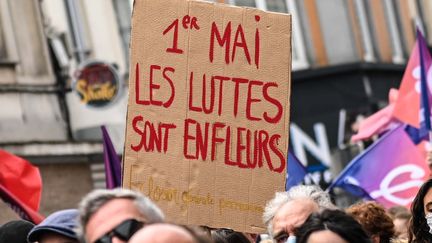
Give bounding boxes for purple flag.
[101,126,122,188]
[418,30,432,138]
[328,125,429,208]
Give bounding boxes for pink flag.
[393,37,432,128]
[351,89,398,142]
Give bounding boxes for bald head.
[129,224,195,243]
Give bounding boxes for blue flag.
[405,124,427,144]
[286,151,308,190]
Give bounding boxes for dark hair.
[211,231,228,243]
[409,179,432,243]
[211,229,249,243]
[346,201,395,243]
[295,209,371,243]
[181,225,213,243]
[0,220,34,243]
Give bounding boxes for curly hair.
[346,201,395,243]
[409,179,432,243]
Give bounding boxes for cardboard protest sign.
[123,0,291,233]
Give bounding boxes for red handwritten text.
[188,71,283,124]
[131,115,177,153]
[183,119,285,173]
[163,15,200,54]
[209,15,261,68]
[135,63,175,108]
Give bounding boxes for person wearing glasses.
[262,185,335,243]
[76,188,164,243]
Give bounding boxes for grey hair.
[76,188,164,242]
[263,185,335,236]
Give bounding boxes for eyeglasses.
[273,231,288,243]
[94,218,145,243]
[273,231,296,243]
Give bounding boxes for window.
[360,0,412,63]
[266,0,287,13]
[0,23,6,59]
[314,0,361,64]
[65,0,89,62]
[382,0,405,63]
[0,0,18,62]
[112,0,132,68]
[228,0,309,70]
[231,0,256,7]
[353,0,376,62]
[285,0,309,70]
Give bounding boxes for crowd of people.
[1,179,432,243]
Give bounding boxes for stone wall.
[0,162,93,224]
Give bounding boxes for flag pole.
[428,131,432,167]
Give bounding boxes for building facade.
[0,0,431,221]
[0,0,131,222]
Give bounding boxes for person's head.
[346,201,395,243]
[129,223,195,243]
[409,178,432,243]
[388,206,409,219]
[389,239,408,243]
[77,188,164,243]
[211,231,228,243]
[0,220,34,243]
[181,226,214,243]
[263,185,335,240]
[28,209,79,243]
[393,211,410,240]
[294,209,372,243]
[211,228,251,243]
